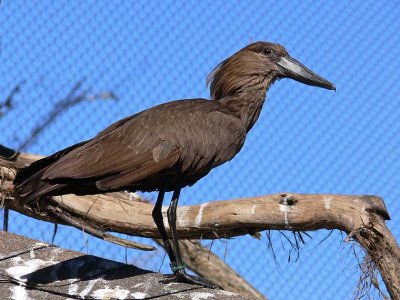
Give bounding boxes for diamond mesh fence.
[1,1,399,299]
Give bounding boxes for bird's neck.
[220,89,267,132]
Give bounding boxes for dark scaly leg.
[167,189,185,271]
[152,189,175,263]
[162,188,217,288]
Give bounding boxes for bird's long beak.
[277,56,336,91]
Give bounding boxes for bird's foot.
[161,268,219,289]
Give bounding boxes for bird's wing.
[41,99,245,190]
[95,148,180,190]
[41,110,181,186]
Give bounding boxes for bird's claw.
[161,269,219,289]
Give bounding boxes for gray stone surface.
[0,231,250,299]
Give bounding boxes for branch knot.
[278,193,297,206]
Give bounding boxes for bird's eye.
[262,48,272,55]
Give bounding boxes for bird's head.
[207,41,335,100]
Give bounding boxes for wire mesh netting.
[1,1,399,299]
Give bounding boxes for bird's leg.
[152,189,175,263]
[162,188,217,288]
[167,189,184,270]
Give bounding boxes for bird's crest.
[207,42,283,100]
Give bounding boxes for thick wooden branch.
[1,151,399,299]
[0,150,266,299]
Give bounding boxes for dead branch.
[17,80,117,151]
[0,83,25,230]
[0,83,23,118]
[1,151,399,299]
[0,150,266,299]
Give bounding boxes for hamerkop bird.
[14,42,335,286]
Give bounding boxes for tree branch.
[17,80,117,151]
[0,150,267,299]
[1,151,399,299]
[0,83,23,119]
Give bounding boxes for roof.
[0,231,250,299]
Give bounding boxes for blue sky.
[1,1,399,299]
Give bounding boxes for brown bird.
[14,42,335,286]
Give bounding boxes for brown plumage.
[14,41,335,286]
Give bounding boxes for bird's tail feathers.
[13,140,89,204]
[14,169,59,205]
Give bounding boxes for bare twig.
[18,80,117,151]
[0,84,21,229]
[0,83,23,118]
